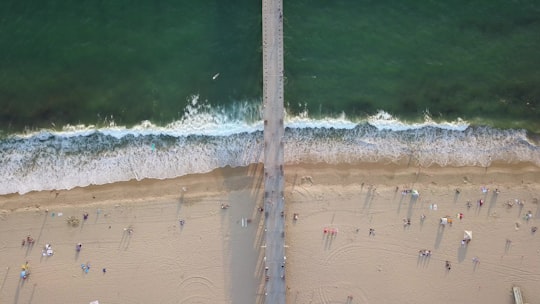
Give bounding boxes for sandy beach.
[1,162,539,303]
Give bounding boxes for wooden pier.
[262,0,285,303]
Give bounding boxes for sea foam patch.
[368,110,470,131]
[0,106,538,195]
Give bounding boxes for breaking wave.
[1,102,538,195]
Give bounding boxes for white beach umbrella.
[464,230,472,240]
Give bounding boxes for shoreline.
[1,161,539,209]
[1,162,539,303]
[2,124,539,197]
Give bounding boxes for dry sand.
[1,162,539,304]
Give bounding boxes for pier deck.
[262,0,285,303]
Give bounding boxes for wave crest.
[1,120,538,195]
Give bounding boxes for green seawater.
[1,0,539,133]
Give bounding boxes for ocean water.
[1,1,540,194]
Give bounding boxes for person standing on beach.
[478,199,484,207]
[445,261,451,270]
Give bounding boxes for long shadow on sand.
[434,224,446,249]
[406,195,418,221]
[457,244,468,262]
[417,255,431,268]
[363,188,375,211]
[487,192,499,216]
[396,194,406,214]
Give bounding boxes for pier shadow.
[221,163,267,304]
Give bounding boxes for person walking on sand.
[445,261,451,270]
[369,228,375,236]
[478,199,484,207]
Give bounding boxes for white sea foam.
[285,111,357,130]
[368,110,469,131]
[0,104,538,195]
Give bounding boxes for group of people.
[418,249,432,257]
[20,261,30,280]
[42,244,54,256]
[323,227,338,236]
[21,235,35,247]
